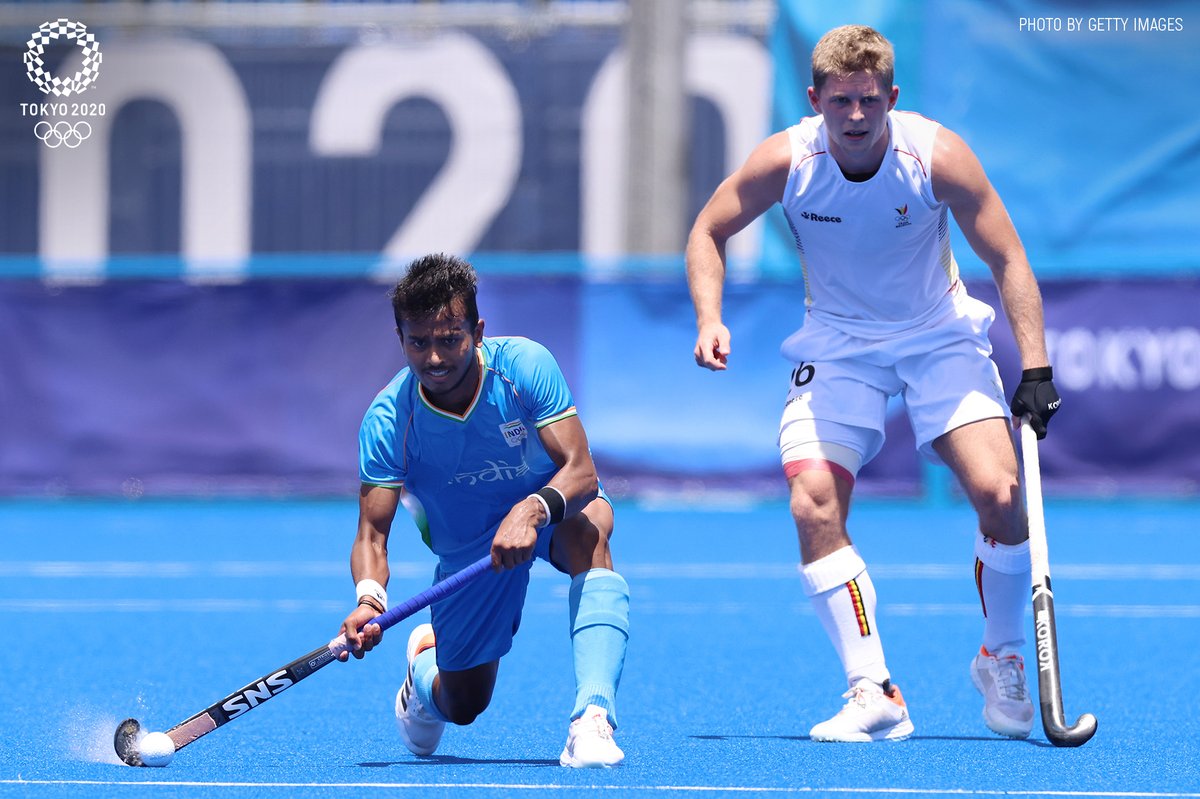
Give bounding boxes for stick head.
[114,718,144,766]
[1046,712,1098,748]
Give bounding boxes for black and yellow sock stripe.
[975,557,988,617]
[846,579,871,637]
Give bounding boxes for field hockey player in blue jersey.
[335,253,629,768]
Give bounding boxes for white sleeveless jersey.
[779,110,961,337]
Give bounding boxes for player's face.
[399,305,485,408]
[808,72,898,172]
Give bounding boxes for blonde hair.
[811,25,894,93]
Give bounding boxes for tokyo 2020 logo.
[24,18,103,97]
[21,19,105,148]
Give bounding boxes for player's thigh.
[547,493,614,577]
[899,336,1009,461]
[778,358,893,472]
[429,559,531,670]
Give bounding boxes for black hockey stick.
[1019,417,1097,747]
[115,554,492,766]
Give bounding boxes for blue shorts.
[428,488,611,671]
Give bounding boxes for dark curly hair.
[389,253,480,329]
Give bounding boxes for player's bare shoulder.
[930,125,991,206]
[743,129,794,185]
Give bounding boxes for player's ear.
[888,85,899,110]
[807,85,821,113]
[473,318,485,345]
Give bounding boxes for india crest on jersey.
[499,419,528,447]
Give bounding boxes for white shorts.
[778,287,1009,477]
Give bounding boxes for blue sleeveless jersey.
[359,336,577,567]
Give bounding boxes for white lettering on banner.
[39,39,251,277]
[1048,327,1200,392]
[31,31,770,278]
[309,32,522,269]
[582,34,769,271]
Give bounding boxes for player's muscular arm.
[338,484,399,658]
[932,127,1050,371]
[686,132,792,370]
[491,416,599,570]
[534,415,600,514]
[352,484,398,586]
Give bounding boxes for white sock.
[974,533,1031,653]
[800,546,890,688]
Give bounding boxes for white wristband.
[355,578,388,611]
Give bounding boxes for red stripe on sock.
[783,458,855,487]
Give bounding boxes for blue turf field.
[2,497,1199,798]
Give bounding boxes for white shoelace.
[991,656,1030,701]
[842,683,882,710]
[582,714,614,740]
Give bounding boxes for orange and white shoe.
[810,679,914,742]
[971,646,1034,739]
[394,624,445,756]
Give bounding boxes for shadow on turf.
[690,734,1053,746]
[357,755,560,767]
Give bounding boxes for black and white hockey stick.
[1019,417,1097,747]
[115,554,492,766]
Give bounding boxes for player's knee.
[789,483,841,528]
[552,500,613,573]
[973,477,1023,541]
[443,693,491,726]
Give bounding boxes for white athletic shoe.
[394,623,445,756]
[971,646,1034,739]
[809,679,914,742]
[559,705,624,768]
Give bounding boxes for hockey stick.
[1019,417,1097,747]
[115,553,492,766]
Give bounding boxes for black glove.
[1010,366,1061,440]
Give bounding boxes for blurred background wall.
[1,0,1197,499]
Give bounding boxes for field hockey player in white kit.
[686,24,1063,742]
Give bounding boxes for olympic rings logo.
[34,120,92,149]
[24,19,103,97]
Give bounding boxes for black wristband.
[358,596,384,614]
[1021,366,1053,381]
[535,486,567,526]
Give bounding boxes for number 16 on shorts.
[791,362,816,390]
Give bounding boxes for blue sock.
[568,568,630,728]
[412,645,449,723]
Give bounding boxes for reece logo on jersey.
[799,210,842,223]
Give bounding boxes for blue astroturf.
[1,497,1199,798]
